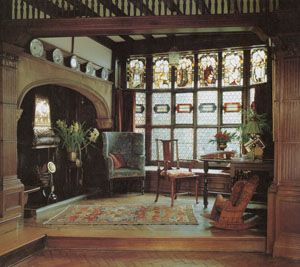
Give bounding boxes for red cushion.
[109,153,126,169]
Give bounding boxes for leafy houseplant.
[239,109,270,158]
[55,120,99,161]
[243,109,270,137]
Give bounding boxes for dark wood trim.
[1,14,268,39]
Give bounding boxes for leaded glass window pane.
[175,55,194,88]
[175,93,193,124]
[250,48,267,84]
[221,127,240,155]
[197,128,218,156]
[222,51,243,86]
[152,93,171,125]
[222,91,242,124]
[197,91,218,125]
[151,128,171,160]
[135,92,146,126]
[174,128,194,160]
[198,52,218,87]
[127,57,146,89]
[153,56,171,89]
[134,127,145,135]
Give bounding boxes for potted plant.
[55,120,99,162]
[240,108,270,158]
[209,130,238,151]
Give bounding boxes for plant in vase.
[209,130,237,151]
[240,108,270,159]
[55,120,99,162]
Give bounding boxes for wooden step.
[0,235,46,266]
[46,235,266,253]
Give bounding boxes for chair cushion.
[160,169,194,178]
[109,153,126,169]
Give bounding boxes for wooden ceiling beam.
[116,32,264,56]
[2,15,267,38]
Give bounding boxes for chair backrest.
[156,139,180,169]
[102,132,145,161]
[229,180,247,206]
[233,175,259,209]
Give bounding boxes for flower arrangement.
[55,120,99,153]
[209,130,237,144]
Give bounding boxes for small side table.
[199,158,231,208]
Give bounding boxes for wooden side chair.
[206,175,260,230]
[154,139,199,207]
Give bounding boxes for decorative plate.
[47,161,56,173]
[30,39,44,58]
[70,55,80,70]
[101,68,109,80]
[52,48,64,65]
[86,62,96,76]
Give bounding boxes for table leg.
[203,161,209,209]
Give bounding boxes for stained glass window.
[135,92,146,126]
[153,56,171,89]
[174,128,194,160]
[126,46,269,162]
[198,53,218,87]
[197,91,218,125]
[222,91,242,124]
[152,93,171,125]
[175,93,193,124]
[127,57,146,89]
[221,127,240,155]
[197,128,218,156]
[34,95,51,129]
[222,51,243,86]
[250,48,267,84]
[151,128,171,160]
[175,55,194,88]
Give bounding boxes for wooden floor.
[2,193,296,266]
[15,249,300,267]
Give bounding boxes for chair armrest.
[104,155,114,178]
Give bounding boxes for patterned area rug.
[43,204,198,225]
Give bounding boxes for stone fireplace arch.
[16,54,113,129]
[17,78,112,129]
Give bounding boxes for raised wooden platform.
[0,193,267,265]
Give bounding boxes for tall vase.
[68,151,77,162]
[218,142,227,151]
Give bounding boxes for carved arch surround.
[16,54,113,129]
[18,79,110,118]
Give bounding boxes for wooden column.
[270,39,300,259]
[0,46,24,233]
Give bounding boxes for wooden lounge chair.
[206,175,260,230]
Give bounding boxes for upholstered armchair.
[102,132,145,196]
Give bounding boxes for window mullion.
[218,51,223,130]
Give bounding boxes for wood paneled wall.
[0,50,24,231]
[270,46,300,259]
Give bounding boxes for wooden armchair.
[206,175,259,230]
[154,139,199,207]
